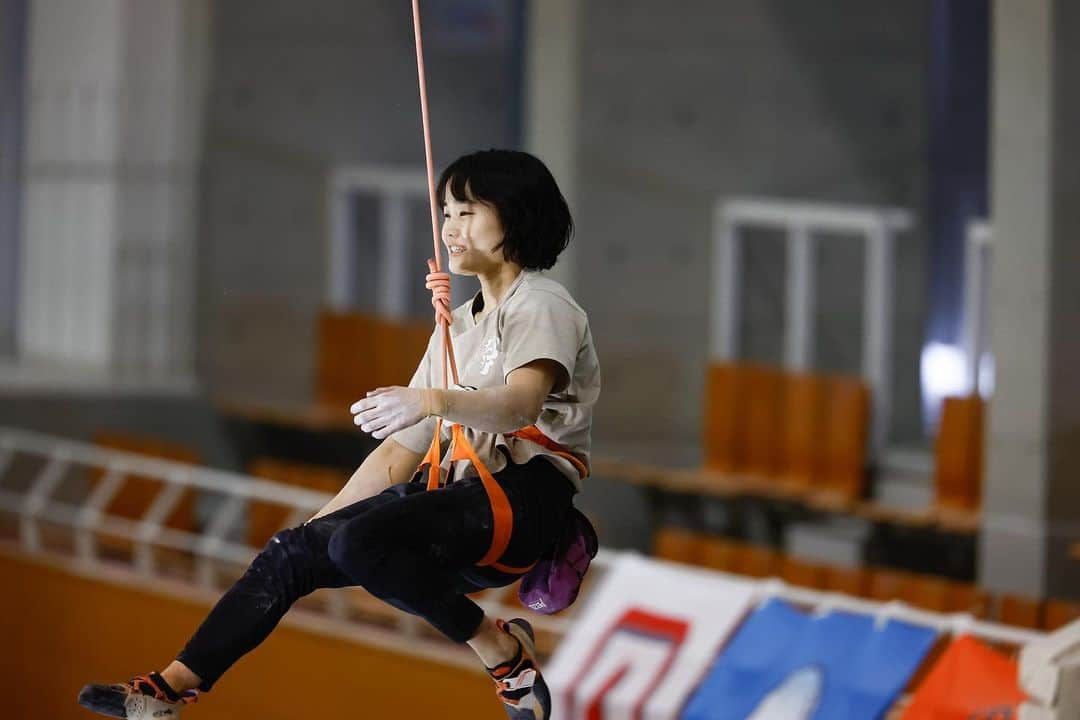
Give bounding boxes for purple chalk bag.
[518,507,598,614]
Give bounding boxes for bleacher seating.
[731,543,780,578]
[652,526,702,565]
[742,364,783,478]
[779,372,826,491]
[650,526,1080,633]
[822,564,872,597]
[819,376,871,505]
[316,311,378,410]
[933,394,985,513]
[316,310,430,412]
[778,555,826,589]
[699,536,739,572]
[947,583,991,617]
[867,567,920,604]
[1043,598,1080,631]
[997,593,1043,629]
[702,362,743,473]
[701,361,870,505]
[906,574,953,611]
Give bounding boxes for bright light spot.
[921,342,968,430]
[922,342,968,399]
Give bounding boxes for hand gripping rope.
[409,1,587,575]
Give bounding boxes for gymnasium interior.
[2,1,1080,718]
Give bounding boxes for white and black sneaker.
[489,619,552,720]
[78,672,198,718]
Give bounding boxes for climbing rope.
[409,0,584,573]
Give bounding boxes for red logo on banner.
[562,607,690,720]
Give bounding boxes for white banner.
[545,553,758,720]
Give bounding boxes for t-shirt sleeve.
[501,291,585,393]
[389,331,440,454]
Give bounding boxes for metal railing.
[0,426,586,668]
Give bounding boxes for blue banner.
[682,598,937,720]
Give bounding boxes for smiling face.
[441,183,508,276]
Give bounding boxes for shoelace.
[128,675,198,705]
[498,666,538,693]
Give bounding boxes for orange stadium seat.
[316,310,378,408]
[933,394,985,512]
[699,536,739,572]
[997,594,1043,629]
[652,526,702,565]
[702,363,745,473]
[779,373,826,491]
[779,555,827,589]
[867,567,920,603]
[732,543,780,578]
[741,364,783,478]
[817,376,870,503]
[316,310,431,411]
[1043,598,1080,631]
[907,575,953,612]
[371,317,431,390]
[947,583,992,618]
[823,564,872,597]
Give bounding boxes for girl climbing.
[78,148,600,720]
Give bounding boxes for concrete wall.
[198,0,521,407]
[574,0,930,457]
[979,0,1080,597]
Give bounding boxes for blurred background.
[1,0,1079,717]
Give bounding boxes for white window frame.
[711,197,915,453]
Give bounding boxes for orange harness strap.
[506,425,590,481]
[417,423,587,575]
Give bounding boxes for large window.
[326,167,477,319]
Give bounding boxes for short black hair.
[437,149,573,271]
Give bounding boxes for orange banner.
[902,634,1026,719]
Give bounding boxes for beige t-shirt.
[390,270,600,491]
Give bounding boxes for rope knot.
[426,258,453,327]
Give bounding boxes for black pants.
[175,456,576,691]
